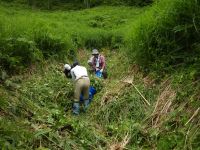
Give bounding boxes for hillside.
[0,0,200,149]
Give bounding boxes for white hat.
[92,49,99,55]
[64,64,71,70]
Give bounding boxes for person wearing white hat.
[64,63,90,115]
[87,49,107,79]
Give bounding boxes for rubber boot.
[84,99,90,112]
[72,102,80,115]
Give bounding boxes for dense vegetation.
[2,0,152,9]
[0,0,199,149]
[126,0,200,77]
[0,1,145,74]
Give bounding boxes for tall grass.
[0,5,144,148]
[1,1,200,149]
[125,0,200,77]
[0,4,143,74]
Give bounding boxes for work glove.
[100,69,103,73]
[96,68,100,71]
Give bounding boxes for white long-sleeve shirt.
[70,65,88,81]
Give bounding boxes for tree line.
[2,0,153,9]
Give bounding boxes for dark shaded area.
[1,0,153,10]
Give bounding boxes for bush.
[34,31,74,59]
[0,37,42,73]
[34,32,64,56]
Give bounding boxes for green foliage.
[84,30,112,49]
[0,62,109,149]
[102,0,153,6]
[0,4,142,74]
[0,37,42,73]
[90,76,103,92]
[157,131,185,150]
[88,14,127,29]
[0,1,200,149]
[34,32,71,58]
[0,117,34,149]
[95,84,152,126]
[126,0,200,76]
[1,0,153,9]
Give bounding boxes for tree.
[26,0,53,9]
[84,0,90,8]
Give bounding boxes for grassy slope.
[0,3,146,73]
[0,4,147,149]
[0,50,144,149]
[0,3,144,43]
[0,2,200,150]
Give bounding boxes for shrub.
[34,32,64,56]
[0,37,42,73]
[34,29,75,59]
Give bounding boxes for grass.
[0,0,200,149]
[1,51,136,149]
[0,3,145,73]
[2,48,199,149]
[125,0,200,77]
[0,4,144,41]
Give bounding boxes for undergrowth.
[126,0,200,78]
[0,0,200,149]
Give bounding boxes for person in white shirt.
[64,63,90,115]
